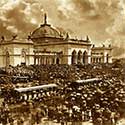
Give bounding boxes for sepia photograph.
[0,0,125,125]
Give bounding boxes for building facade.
[91,45,112,63]
[0,14,113,67]
[0,37,34,68]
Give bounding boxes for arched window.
[52,57,55,64]
[71,50,77,64]
[93,58,95,63]
[77,50,82,64]
[99,58,101,63]
[83,51,88,64]
[21,49,26,65]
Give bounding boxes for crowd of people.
[0,61,124,125]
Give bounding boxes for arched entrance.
[83,51,88,64]
[71,50,77,64]
[56,58,60,64]
[106,54,109,63]
[21,49,26,65]
[77,50,82,64]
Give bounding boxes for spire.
[41,12,50,26]
[44,13,47,24]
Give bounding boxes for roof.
[0,38,33,45]
[14,84,58,92]
[31,24,61,39]
[92,46,112,50]
[74,78,102,84]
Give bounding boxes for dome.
[31,24,61,38]
[31,14,61,39]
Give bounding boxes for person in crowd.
[0,62,124,124]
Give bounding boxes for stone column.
[100,57,102,63]
[43,56,45,65]
[88,55,91,64]
[85,55,88,64]
[108,56,112,63]
[39,56,41,65]
[38,56,40,65]
[54,56,56,64]
[52,56,54,64]
[48,56,51,64]
[37,57,39,65]
[40,56,42,65]
[103,56,107,63]
[36,57,38,65]
[67,55,71,65]
[49,57,51,64]
[88,49,91,64]
[45,56,47,64]
[103,52,107,63]
[46,57,48,64]
[41,56,44,64]
[91,57,93,63]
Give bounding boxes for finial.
[59,32,63,37]
[86,35,90,41]
[66,32,69,39]
[12,34,17,40]
[1,36,4,40]
[109,44,111,47]
[102,44,105,47]
[44,13,47,24]
[92,44,95,48]
[27,35,31,40]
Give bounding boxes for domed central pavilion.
[30,13,93,65]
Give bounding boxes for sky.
[0,0,125,58]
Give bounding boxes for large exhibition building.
[0,14,112,67]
